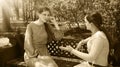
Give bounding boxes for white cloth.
[0,37,11,47]
[24,53,58,67]
[74,61,93,67]
[71,31,109,66]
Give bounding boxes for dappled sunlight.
[0,0,11,22]
[0,0,11,11]
[0,0,5,20]
[0,0,21,32]
[0,0,5,6]
[0,0,23,21]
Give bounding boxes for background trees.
[0,0,12,32]
[22,0,120,65]
[0,0,120,65]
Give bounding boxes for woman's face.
[84,16,91,30]
[38,11,50,23]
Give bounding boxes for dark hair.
[86,12,111,43]
[35,6,52,15]
[86,12,113,63]
[86,12,103,28]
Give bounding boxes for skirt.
[24,52,58,67]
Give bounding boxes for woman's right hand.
[26,49,39,58]
[75,40,85,50]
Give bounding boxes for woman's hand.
[75,40,85,50]
[26,49,39,58]
[59,45,74,52]
[50,17,60,30]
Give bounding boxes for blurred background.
[0,0,120,66]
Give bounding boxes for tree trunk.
[14,0,19,20]
[15,6,19,20]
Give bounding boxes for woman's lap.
[25,55,58,67]
[74,61,92,67]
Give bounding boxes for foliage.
[23,0,120,41]
[22,0,120,65]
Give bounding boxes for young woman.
[24,6,63,67]
[60,12,110,67]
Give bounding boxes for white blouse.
[71,31,109,66]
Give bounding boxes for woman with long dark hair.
[60,12,110,67]
[24,6,63,67]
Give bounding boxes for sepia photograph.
[0,0,120,67]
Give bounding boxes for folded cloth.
[0,37,11,47]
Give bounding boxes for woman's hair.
[86,12,111,43]
[35,6,52,15]
[86,12,103,28]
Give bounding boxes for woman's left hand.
[59,45,74,52]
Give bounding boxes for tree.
[13,0,19,20]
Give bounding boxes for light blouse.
[71,31,109,66]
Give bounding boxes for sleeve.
[24,24,37,57]
[83,37,91,44]
[71,37,104,62]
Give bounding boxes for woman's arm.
[24,24,38,57]
[76,37,91,50]
[71,38,104,61]
[83,37,91,43]
[60,37,104,62]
